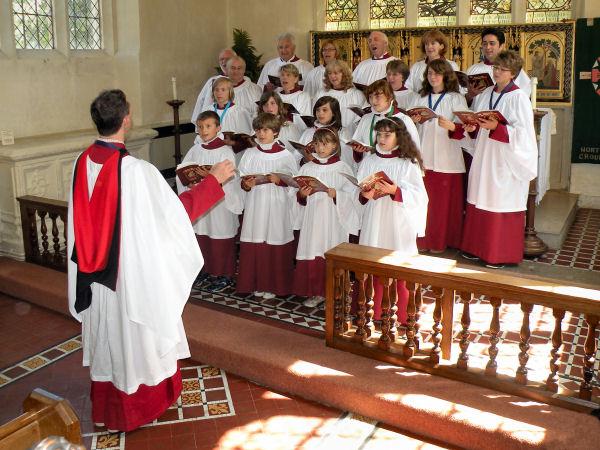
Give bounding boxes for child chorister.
[412,59,468,253]
[257,91,303,163]
[355,117,428,323]
[293,128,360,307]
[237,113,299,299]
[176,111,243,291]
[386,59,419,111]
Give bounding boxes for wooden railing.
[325,243,600,413]
[17,196,68,272]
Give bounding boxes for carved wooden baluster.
[403,282,418,358]
[49,212,62,264]
[485,297,502,377]
[378,277,392,350]
[414,284,423,350]
[457,291,472,370]
[579,314,599,400]
[388,279,398,342]
[429,287,443,364]
[365,274,375,338]
[545,308,565,392]
[333,269,344,334]
[38,210,50,262]
[27,207,40,260]
[353,272,368,342]
[60,211,67,257]
[516,302,534,385]
[343,270,353,332]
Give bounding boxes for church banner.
[572,18,600,164]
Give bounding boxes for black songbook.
[348,106,372,118]
[455,71,469,88]
[268,75,282,88]
[353,82,367,92]
[299,115,316,128]
[283,102,300,115]
[288,140,313,160]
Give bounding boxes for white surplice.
[68,156,200,394]
[406,59,459,93]
[352,104,421,152]
[394,89,419,111]
[233,80,263,114]
[467,62,532,97]
[299,124,356,175]
[278,121,303,163]
[257,56,314,88]
[303,65,326,98]
[352,55,396,86]
[313,87,367,135]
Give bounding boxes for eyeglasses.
[492,66,512,72]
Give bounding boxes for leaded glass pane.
[12,0,55,49]
[370,0,406,29]
[68,0,102,49]
[470,0,512,25]
[526,0,572,23]
[326,0,358,31]
[417,0,456,27]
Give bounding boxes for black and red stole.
[71,140,128,313]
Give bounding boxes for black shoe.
[461,252,479,261]
[206,276,232,292]
[485,263,505,269]
[193,272,212,288]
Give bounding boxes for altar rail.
[17,196,68,273]
[325,243,600,412]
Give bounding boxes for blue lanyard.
[213,101,232,122]
[489,81,514,110]
[428,91,446,111]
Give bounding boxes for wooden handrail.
[325,243,600,413]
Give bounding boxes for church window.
[326,0,359,31]
[526,0,572,23]
[68,0,102,50]
[470,0,512,25]
[12,0,54,49]
[369,0,405,29]
[417,0,456,27]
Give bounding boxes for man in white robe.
[256,33,314,91]
[226,56,262,115]
[68,89,235,432]
[352,31,396,87]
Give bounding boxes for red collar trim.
[233,79,245,88]
[372,52,391,60]
[312,155,340,165]
[483,57,494,66]
[257,142,285,153]
[376,149,399,158]
[394,86,408,92]
[202,137,226,149]
[494,83,519,93]
[281,55,300,63]
[215,102,235,110]
[282,85,303,94]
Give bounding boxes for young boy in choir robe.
[314,59,367,136]
[303,39,339,98]
[276,64,312,127]
[411,59,468,253]
[176,111,243,291]
[352,117,428,323]
[349,80,420,165]
[237,113,299,299]
[386,59,418,111]
[257,91,303,162]
[456,51,537,268]
[405,30,459,93]
[68,89,235,432]
[197,77,252,145]
[293,128,360,307]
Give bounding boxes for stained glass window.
[370,0,405,29]
[68,0,102,50]
[13,0,54,49]
[526,0,572,23]
[417,0,456,27]
[470,0,512,25]
[326,0,359,31]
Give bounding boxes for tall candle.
[531,77,537,110]
[171,76,177,100]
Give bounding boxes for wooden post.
[167,99,185,166]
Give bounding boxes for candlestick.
[171,76,178,100]
[531,77,537,109]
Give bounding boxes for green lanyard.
[369,108,394,146]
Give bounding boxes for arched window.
[370,0,406,29]
[470,0,512,25]
[326,0,359,31]
[526,0,572,23]
[417,0,456,27]
[13,0,54,49]
[68,0,103,50]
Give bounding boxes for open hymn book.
[176,163,213,186]
[340,171,394,200]
[453,110,508,126]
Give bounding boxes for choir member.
[303,39,339,98]
[237,113,299,299]
[226,56,262,115]
[458,51,537,268]
[466,28,531,105]
[313,59,367,136]
[257,91,303,162]
[293,128,360,306]
[411,59,468,253]
[352,31,396,86]
[405,30,459,93]
[276,63,312,122]
[176,111,243,291]
[68,89,235,432]
[257,33,314,91]
[386,59,418,110]
[354,117,428,322]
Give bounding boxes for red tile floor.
[0,294,451,450]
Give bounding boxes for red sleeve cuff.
[390,187,403,202]
[296,192,307,205]
[489,122,509,143]
[353,150,365,163]
[359,192,368,205]
[448,123,465,140]
[179,174,225,222]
